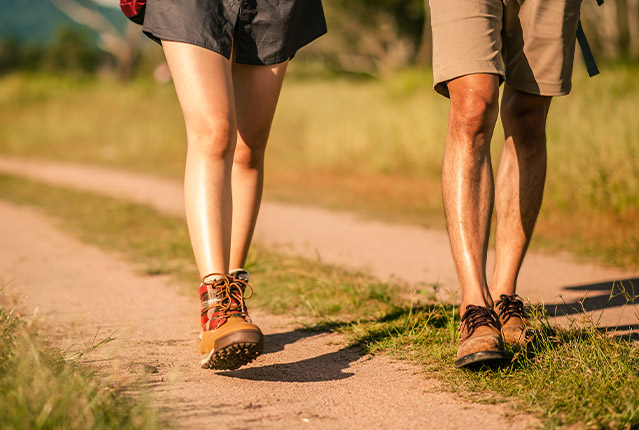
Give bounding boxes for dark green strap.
[576,20,600,77]
[575,0,604,78]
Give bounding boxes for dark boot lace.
[200,274,254,330]
[494,294,525,324]
[459,305,500,337]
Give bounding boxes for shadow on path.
[218,346,361,383]
[543,278,639,317]
[262,329,326,355]
[599,324,639,341]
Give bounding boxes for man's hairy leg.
[490,85,551,298]
[443,74,500,315]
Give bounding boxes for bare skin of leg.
[229,60,288,271]
[163,41,287,277]
[490,84,551,298]
[162,41,236,276]
[443,74,500,315]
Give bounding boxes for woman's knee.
[185,115,237,160]
[234,126,271,169]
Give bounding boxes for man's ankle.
[460,299,494,316]
[489,287,517,300]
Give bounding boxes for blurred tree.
[0,38,45,73]
[321,0,427,74]
[0,39,21,73]
[415,0,432,66]
[629,0,639,58]
[43,25,101,75]
[600,0,620,58]
[580,0,639,62]
[50,0,141,79]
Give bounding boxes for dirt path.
[1,156,637,329]
[0,201,538,429]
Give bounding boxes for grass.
[0,288,160,430]
[0,65,637,266]
[1,173,638,429]
[343,301,639,430]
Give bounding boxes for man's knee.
[448,75,500,148]
[501,88,551,142]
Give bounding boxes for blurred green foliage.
[0,25,104,76]
[44,26,104,75]
[328,0,427,52]
[0,39,44,73]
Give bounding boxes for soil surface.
[0,201,535,429]
[0,156,637,428]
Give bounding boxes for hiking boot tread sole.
[201,329,264,370]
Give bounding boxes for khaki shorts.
[429,0,582,98]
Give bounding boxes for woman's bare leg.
[228,60,288,270]
[162,41,236,277]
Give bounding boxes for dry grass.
[0,287,160,430]
[0,65,637,266]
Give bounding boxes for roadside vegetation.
[0,65,638,267]
[0,288,160,430]
[1,173,637,429]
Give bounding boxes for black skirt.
[142,0,327,65]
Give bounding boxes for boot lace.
[494,294,525,324]
[459,305,499,337]
[200,274,254,330]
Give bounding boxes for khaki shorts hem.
[506,74,572,97]
[433,61,504,98]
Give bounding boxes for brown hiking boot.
[455,305,507,368]
[495,294,528,345]
[199,273,264,370]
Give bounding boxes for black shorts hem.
[144,27,327,66]
[142,30,232,60]
[505,72,572,97]
[234,27,328,65]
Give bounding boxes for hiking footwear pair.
[455,295,527,368]
[199,270,264,370]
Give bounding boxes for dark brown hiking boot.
[199,273,264,370]
[495,294,528,345]
[455,305,507,368]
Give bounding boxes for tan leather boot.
[495,294,528,345]
[199,273,264,370]
[455,305,507,368]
